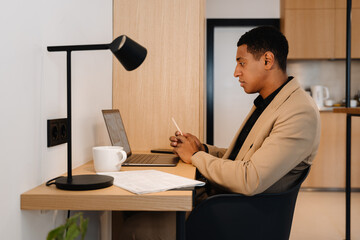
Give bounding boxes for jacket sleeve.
[204,144,227,158]
[191,105,320,196]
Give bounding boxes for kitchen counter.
[319,107,344,112]
[333,107,360,114]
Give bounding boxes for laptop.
[102,109,179,166]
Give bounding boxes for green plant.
[47,212,88,240]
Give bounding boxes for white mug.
[92,146,127,172]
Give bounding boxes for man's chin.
[242,88,255,94]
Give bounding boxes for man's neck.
[259,71,288,99]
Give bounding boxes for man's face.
[234,44,266,94]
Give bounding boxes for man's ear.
[263,51,275,69]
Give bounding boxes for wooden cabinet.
[282,8,335,59]
[281,0,360,59]
[112,0,205,151]
[302,112,360,189]
[334,0,360,58]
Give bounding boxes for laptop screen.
[102,109,132,155]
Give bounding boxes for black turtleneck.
[228,76,293,160]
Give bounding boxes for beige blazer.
[192,78,321,196]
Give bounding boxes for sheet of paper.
[98,170,205,194]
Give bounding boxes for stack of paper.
[98,170,205,194]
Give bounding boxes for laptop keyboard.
[126,154,159,164]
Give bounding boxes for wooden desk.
[333,107,360,240]
[21,160,196,239]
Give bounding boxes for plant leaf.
[47,212,88,240]
[47,225,66,240]
[65,213,81,227]
[65,223,80,240]
[80,218,89,240]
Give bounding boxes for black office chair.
[186,168,310,240]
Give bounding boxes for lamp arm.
[48,43,110,52]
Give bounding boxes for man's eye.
[239,62,245,66]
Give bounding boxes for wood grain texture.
[351,116,360,188]
[283,9,335,59]
[335,0,360,8]
[302,112,360,188]
[334,8,360,58]
[21,161,196,211]
[333,107,360,114]
[282,0,360,59]
[284,0,335,9]
[112,0,205,152]
[302,112,346,188]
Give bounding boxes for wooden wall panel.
[112,0,205,151]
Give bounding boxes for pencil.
[171,117,183,136]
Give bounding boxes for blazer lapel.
[228,78,301,161]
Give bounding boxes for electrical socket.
[47,118,68,147]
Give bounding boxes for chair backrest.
[186,168,310,240]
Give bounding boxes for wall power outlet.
[47,118,68,147]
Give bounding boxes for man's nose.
[234,66,240,77]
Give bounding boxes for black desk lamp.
[47,35,147,190]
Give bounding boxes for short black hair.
[237,26,288,72]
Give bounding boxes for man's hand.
[169,132,205,164]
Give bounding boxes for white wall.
[0,0,112,239]
[206,0,280,147]
[213,27,257,147]
[206,0,280,18]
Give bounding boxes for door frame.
[206,18,280,144]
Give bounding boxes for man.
[120,26,320,239]
[170,26,320,197]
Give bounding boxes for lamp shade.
[109,35,147,71]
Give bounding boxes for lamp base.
[54,174,114,190]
